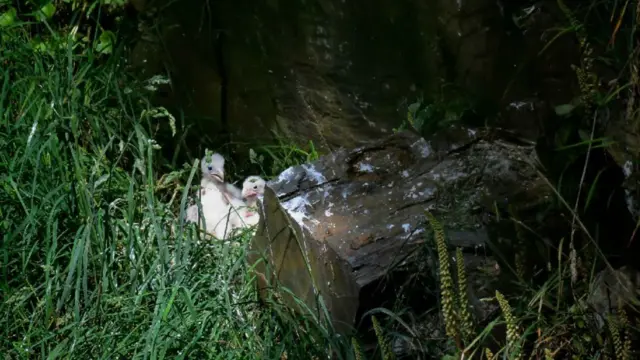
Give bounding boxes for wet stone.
[248,127,553,334]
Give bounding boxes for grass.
[3,1,640,359]
[0,20,343,359]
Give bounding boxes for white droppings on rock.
[402,223,411,232]
[468,128,477,137]
[411,139,433,158]
[401,227,424,240]
[402,170,410,178]
[421,144,432,157]
[422,187,436,198]
[387,224,395,229]
[623,160,633,178]
[341,187,352,199]
[404,185,422,200]
[323,186,332,199]
[325,208,333,217]
[282,194,312,226]
[302,164,327,184]
[625,189,638,218]
[484,156,512,176]
[509,101,534,111]
[277,167,297,183]
[428,167,465,182]
[357,162,375,173]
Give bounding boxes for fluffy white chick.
[186,152,238,238]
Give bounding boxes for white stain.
[277,167,297,183]
[401,227,424,240]
[282,195,312,226]
[428,168,465,182]
[623,160,633,178]
[358,163,375,173]
[402,223,411,232]
[411,139,433,158]
[302,164,327,184]
[421,187,436,198]
[625,189,638,217]
[509,101,534,111]
[404,185,419,200]
[341,187,352,199]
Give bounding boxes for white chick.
[186,152,239,238]
[214,175,267,238]
[234,175,267,228]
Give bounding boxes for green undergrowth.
[0,17,340,359]
[350,211,639,360]
[3,0,640,359]
[355,1,640,358]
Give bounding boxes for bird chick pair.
[186,152,266,240]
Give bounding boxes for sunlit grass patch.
[0,21,338,359]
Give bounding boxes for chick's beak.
[211,170,224,182]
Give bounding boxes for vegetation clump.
[2,0,640,359]
[0,2,330,358]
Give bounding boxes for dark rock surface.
[129,0,585,155]
[248,128,553,333]
[588,266,640,328]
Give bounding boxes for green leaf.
[0,7,17,27]
[249,149,258,164]
[95,31,116,55]
[40,3,56,19]
[554,103,575,116]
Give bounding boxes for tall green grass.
[0,23,341,359]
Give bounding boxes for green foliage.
[3,0,640,358]
[609,308,632,360]
[422,208,640,360]
[351,1,640,359]
[0,18,337,359]
[371,316,395,360]
[426,212,458,342]
[247,139,320,178]
[455,248,474,343]
[352,337,364,360]
[495,291,522,360]
[0,0,128,59]
[425,212,477,354]
[395,85,477,136]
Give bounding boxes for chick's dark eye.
[208,166,212,170]
[253,185,258,189]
